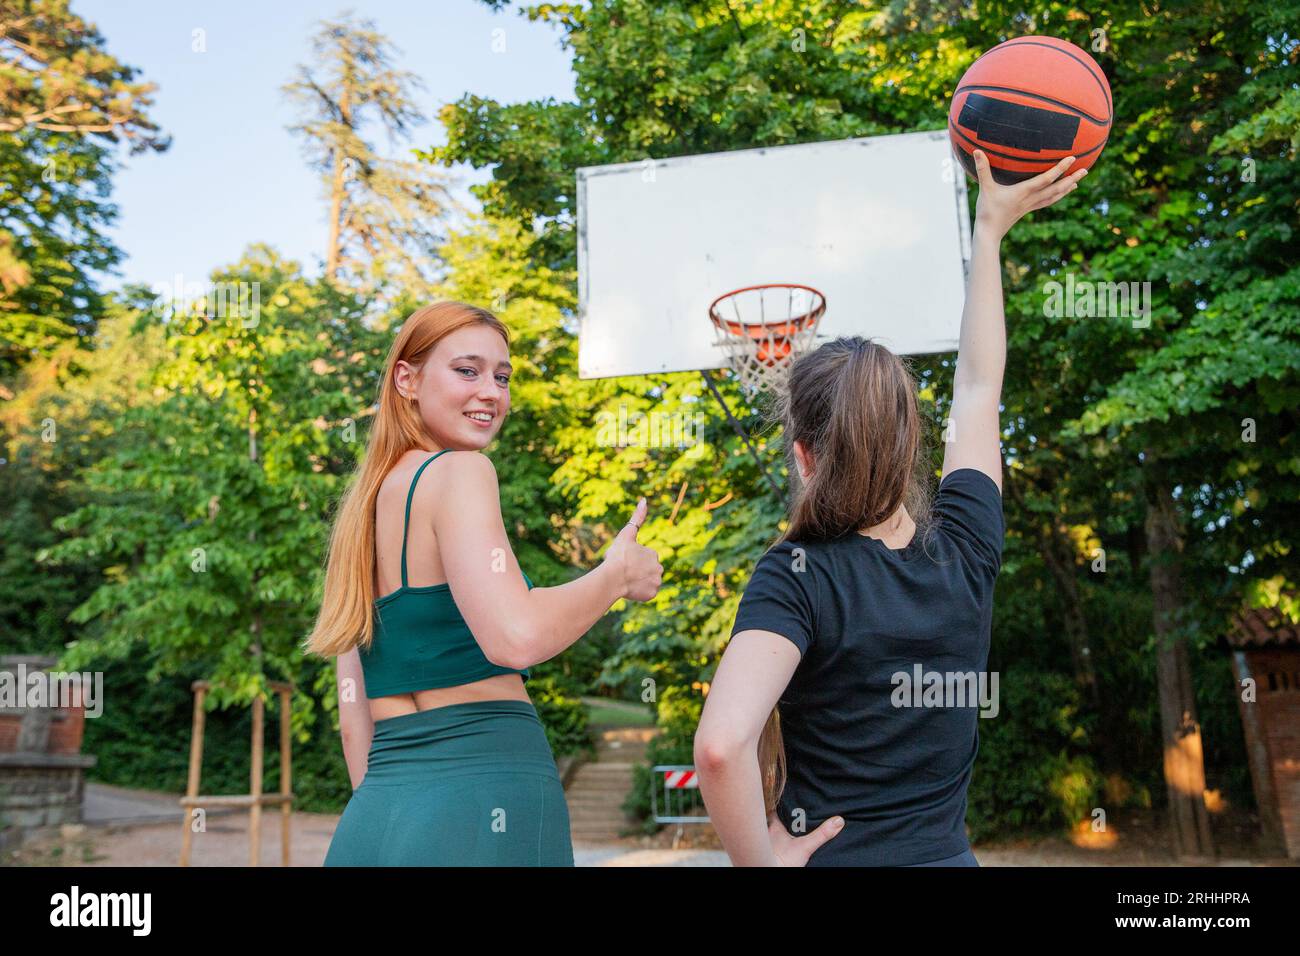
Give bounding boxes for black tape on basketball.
[957,92,1080,152]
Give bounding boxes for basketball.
[949,35,1112,185]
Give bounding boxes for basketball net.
[708,283,827,394]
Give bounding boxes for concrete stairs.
[565,727,658,844]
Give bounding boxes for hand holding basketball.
[972,148,1088,239]
[604,497,663,602]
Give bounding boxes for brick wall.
[1251,647,1300,859]
[0,709,86,755]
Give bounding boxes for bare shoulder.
[427,449,497,487]
[409,450,499,514]
[378,450,436,499]
[376,449,488,504]
[392,448,495,480]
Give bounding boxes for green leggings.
[324,699,574,866]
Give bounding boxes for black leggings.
[904,847,980,866]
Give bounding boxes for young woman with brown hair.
[306,301,662,865]
[695,150,1088,866]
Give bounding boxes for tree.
[282,11,452,293]
[40,247,391,729]
[0,0,166,147]
[0,287,169,654]
[0,0,167,379]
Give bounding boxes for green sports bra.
[359,450,531,698]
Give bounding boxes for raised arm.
[431,450,661,669]
[942,149,1089,492]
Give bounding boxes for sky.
[76,0,576,293]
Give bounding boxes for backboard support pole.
[700,370,786,508]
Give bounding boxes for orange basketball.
[949,35,1111,185]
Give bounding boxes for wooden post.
[250,693,264,867]
[179,682,207,867]
[277,683,292,866]
[178,680,294,866]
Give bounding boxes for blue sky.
[77,1,575,292]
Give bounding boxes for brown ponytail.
[756,336,935,817]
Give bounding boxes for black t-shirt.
[730,468,1004,866]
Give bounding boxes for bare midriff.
[367,673,530,722]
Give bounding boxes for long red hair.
[303,302,510,658]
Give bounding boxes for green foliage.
[0,127,121,380]
[0,0,167,380]
[80,653,353,813]
[966,669,1102,840]
[623,684,702,828]
[37,247,390,730]
[528,675,594,758]
[1,295,171,654]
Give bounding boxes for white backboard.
[576,130,972,379]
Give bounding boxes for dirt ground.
[634,803,1293,866]
[7,803,1292,867]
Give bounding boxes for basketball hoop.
[708,283,826,392]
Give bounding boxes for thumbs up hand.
[603,497,663,602]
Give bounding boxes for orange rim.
[708,283,827,341]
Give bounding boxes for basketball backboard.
[576,130,972,379]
